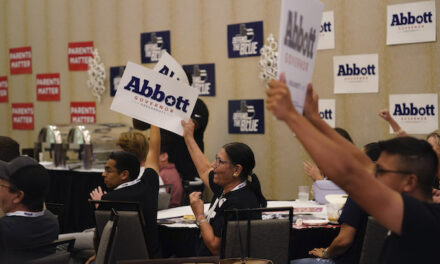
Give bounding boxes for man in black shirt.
[90,126,162,258]
[267,75,439,264]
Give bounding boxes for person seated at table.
[0,156,59,262]
[292,142,381,264]
[159,141,184,207]
[266,74,440,263]
[89,125,162,258]
[182,119,267,256]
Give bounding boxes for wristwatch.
[196,218,208,227]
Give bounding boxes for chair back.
[221,207,293,264]
[95,208,119,264]
[358,216,388,264]
[27,237,76,264]
[116,256,219,264]
[91,200,150,264]
[158,184,173,210]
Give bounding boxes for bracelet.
[322,248,329,259]
[196,218,208,227]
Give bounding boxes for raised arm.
[266,77,404,235]
[378,109,408,137]
[145,125,160,174]
[182,119,212,189]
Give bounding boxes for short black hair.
[0,136,20,162]
[109,151,140,181]
[364,142,381,162]
[334,127,353,143]
[378,137,438,196]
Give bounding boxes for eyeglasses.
[374,165,412,177]
[104,167,118,174]
[0,183,18,192]
[215,155,232,166]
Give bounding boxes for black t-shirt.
[379,194,440,264]
[198,171,260,256]
[0,210,59,262]
[334,197,368,264]
[102,167,160,258]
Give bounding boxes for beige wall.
[0,0,439,200]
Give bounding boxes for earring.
[233,173,238,177]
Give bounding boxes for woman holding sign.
[181,119,267,256]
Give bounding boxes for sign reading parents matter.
[111,62,199,136]
[278,0,324,114]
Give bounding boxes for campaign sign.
[227,21,264,58]
[389,93,438,134]
[110,61,199,136]
[319,99,335,128]
[333,54,379,94]
[141,31,171,64]
[182,63,216,96]
[9,47,32,75]
[36,73,60,101]
[387,1,436,45]
[228,99,264,134]
[153,51,189,85]
[12,103,34,130]
[110,66,126,97]
[68,41,94,71]
[278,0,324,114]
[70,102,96,124]
[317,11,335,50]
[0,76,8,103]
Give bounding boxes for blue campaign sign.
[227,21,263,58]
[110,66,126,97]
[228,99,265,134]
[140,31,171,63]
[182,63,216,96]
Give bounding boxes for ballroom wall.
[0,0,439,200]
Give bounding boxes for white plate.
[302,219,329,226]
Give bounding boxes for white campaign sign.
[278,0,324,114]
[333,54,379,94]
[319,99,335,128]
[317,11,335,50]
[387,0,436,45]
[153,51,189,85]
[111,61,199,136]
[389,93,438,134]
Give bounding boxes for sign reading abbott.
[387,0,436,45]
[333,54,379,94]
[389,93,438,134]
[317,11,335,50]
[319,99,335,128]
[111,62,199,136]
[278,0,324,114]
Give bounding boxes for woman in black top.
[182,119,266,256]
